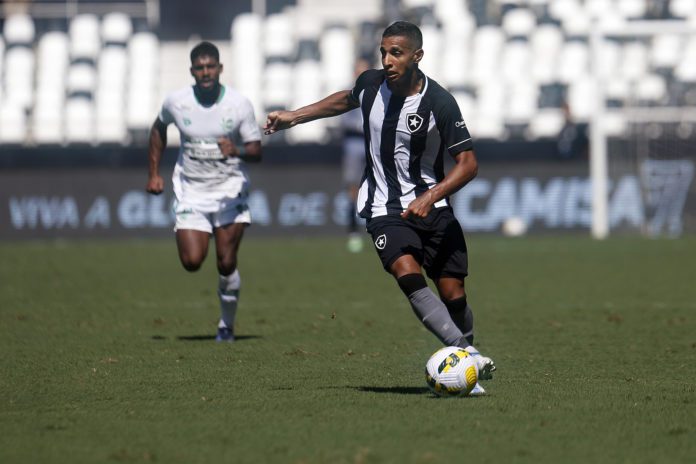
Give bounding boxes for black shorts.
[365,207,468,279]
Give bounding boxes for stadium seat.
[557,41,589,84]
[527,108,565,138]
[620,41,649,82]
[650,33,683,70]
[506,82,539,124]
[263,61,293,109]
[561,9,591,36]
[530,25,563,84]
[634,74,668,105]
[0,38,5,103]
[451,90,476,122]
[287,59,327,144]
[127,32,159,129]
[616,0,647,19]
[0,102,27,143]
[469,114,506,140]
[34,32,69,142]
[67,63,97,97]
[434,0,473,29]
[419,23,442,81]
[264,13,295,60]
[604,78,631,106]
[585,0,613,18]
[69,14,101,62]
[3,46,35,109]
[548,0,582,22]
[439,29,471,88]
[597,39,622,80]
[567,80,597,121]
[101,12,133,45]
[2,13,35,45]
[65,97,94,143]
[470,26,505,85]
[320,25,355,94]
[669,0,696,19]
[602,111,627,137]
[501,40,532,84]
[32,103,64,144]
[231,13,264,121]
[502,7,536,38]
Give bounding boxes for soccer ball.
[425,346,478,397]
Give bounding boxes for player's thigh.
[366,216,424,274]
[175,229,211,270]
[422,209,469,281]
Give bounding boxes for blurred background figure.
[340,57,371,253]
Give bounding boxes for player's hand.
[401,192,434,219]
[217,137,240,157]
[146,174,165,195]
[264,110,294,135]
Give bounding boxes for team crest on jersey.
[406,113,424,133]
[375,234,387,250]
[221,117,235,132]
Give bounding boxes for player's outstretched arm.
[146,118,168,195]
[264,90,358,135]
[401,150,478,219]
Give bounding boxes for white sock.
[463,345,481,356]
[218,270,240,329]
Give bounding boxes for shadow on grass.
[319,385,430,395]
[150,335,262,342]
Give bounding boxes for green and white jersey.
[159,85,261,183]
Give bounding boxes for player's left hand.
[401,192,434,219]
[217,137,240,157]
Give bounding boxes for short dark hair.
[190,41,220,63]
[382,21,423,49]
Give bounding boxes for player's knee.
[442,296,467,314]
[217,258,237,276]
[180,255,204,272]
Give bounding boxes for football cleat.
[475,355,496,380]
[216,327,235,343]
[464,348,496,380]
[469,382,486,396]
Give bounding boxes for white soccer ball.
[425,346,479,397]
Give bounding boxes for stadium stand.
[1,0,696,147]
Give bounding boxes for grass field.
[1,235,695,463]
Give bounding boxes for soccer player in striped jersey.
[146,42,262,342]
[265,21,495,393]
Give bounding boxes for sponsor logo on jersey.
[183,118,192,126]
[406,113,424,133]
[455,120,466,128]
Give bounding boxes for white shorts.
[172,167,251,233]
[173,197,250,233]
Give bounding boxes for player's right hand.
[146,175,164,195]
[264,110,293,135]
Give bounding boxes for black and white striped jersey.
[349,69,473,219]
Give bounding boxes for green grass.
[1,235,695,463]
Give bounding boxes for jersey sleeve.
[434,93,473,156]
[238,97,262,143]
[349,69,383,105]
[158,95,175,125]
